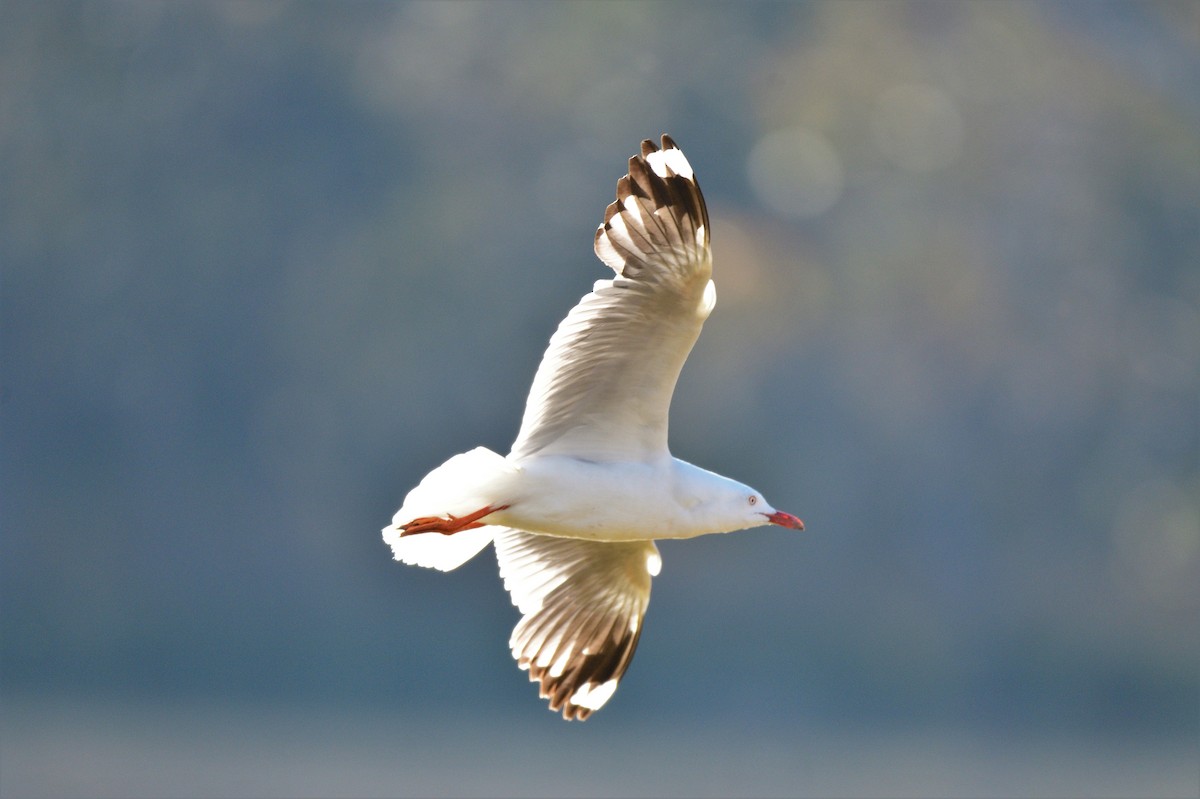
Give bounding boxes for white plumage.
[383,135,804,720]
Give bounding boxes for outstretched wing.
[509,135,715,462]
[493,529,661,720]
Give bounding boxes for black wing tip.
[594,133,710,278]
[613,134,703,211]
[519,618,645,721]
[641,133,678,155]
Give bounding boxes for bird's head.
[746,491,805,531]
[689,470,805,534]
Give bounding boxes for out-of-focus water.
[4,697,1196,799]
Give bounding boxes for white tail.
[381,447,518,572]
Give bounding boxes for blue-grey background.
[2,2,1197,797]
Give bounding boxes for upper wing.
[509,135,715,462]
[493,529,661,720]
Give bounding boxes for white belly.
[494,455,695,541]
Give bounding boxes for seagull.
[383,134,805,720]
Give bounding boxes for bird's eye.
[748,495,758,506]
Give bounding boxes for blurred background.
[2,2,1198,796]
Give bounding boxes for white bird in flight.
[383,134,805,720]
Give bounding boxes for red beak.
[765,510,805,530]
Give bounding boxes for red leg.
[399,504,510,537]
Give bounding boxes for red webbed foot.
[399,504,510,537]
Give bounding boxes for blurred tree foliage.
[2,1,1197,734]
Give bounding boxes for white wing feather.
[494,529,661,720]
[509,135,714,462]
